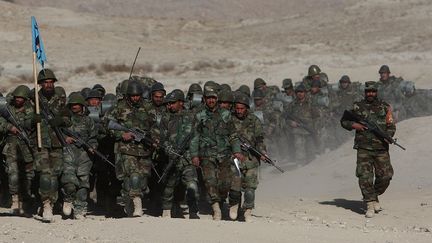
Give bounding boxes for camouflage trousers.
[161,163,199,211]
[2,139,34,198]
[201,157,233,204]
[115,153,152,199]
[34,147,63,202]
[229,158,259,209]
[61,147,93,214]
[356,149,394,202]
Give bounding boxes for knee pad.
[76,188,88,202]
[185,182,199,200]
[63,183,76,196]
[244,189,255,205]
[39,175,52,193]
[8,174,19,187]
[129,173,143,191]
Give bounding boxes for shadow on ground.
[319,198,364,215]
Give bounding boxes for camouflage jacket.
[252,102,281,137]
[341,98,396,151]
[285,97,319,135]
[106,99,157,157]
[190,106,241,159]
[234,112,266,168]
[330,83,363,116]
[68,112,98,150]
[38,90,71,148]
[378,76,405,112]
[145,101,166,127]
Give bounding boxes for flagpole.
[33,52,42,149]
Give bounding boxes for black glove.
[48,116,65,127]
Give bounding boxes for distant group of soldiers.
[0,64,429,221]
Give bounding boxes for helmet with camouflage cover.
[203,85,218,98]
[187,83,203,96]
[253,78,266,89]
[86,89,103,100]
[364,81,379,91]
[171,89,185,102]
[237,85,251,97]
[282,78,293,89]
[218,90,234,103]
[67,93,86,106]
[127,80,144,96]
[308,65,321,77]
[220,84,232,92]
[234,93,250,108]
[151,82,166,94]
[252,89,265,99]
[12,85,31,99]
[204,80,218,93]
[379,65,390,74]
[55,86,66,98]
[37,69,57,84]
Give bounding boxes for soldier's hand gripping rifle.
[107,119,184,159]
[341,110,406,150]
[157,132,193,183]
[284,112,315,135]
[60,128,115,168]
[238,136,285,173]
[0,103,32,147]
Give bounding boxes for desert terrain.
[0,0,431,242]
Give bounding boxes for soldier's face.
[380,72,390,81]
[219,101,232,110]
[41,79,55,94]
[14,97,25,107]
[340,81,349,89]
[254,98,264,107]
[87,97,101,107]
[365,90,377,101]
[152,91,165,107]
[168,101,181,112]
[284,88,293,95]
[311,87,320,94]
[129,95,141,103]
[205,96,218,109]
[235,103,248,119]
[296,91,306,100]
[70,104,83,114]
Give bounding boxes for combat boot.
[211,202,221,221]
[63,202,72,216]
[374,200,382,213]
[10,194,20,214]
[365,201,375,218]
[244,208,253,222]
[229,204,239,220]
[162,209,171,218]
[42,200,53,222]
[132,196,143,217]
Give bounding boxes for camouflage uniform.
[159,107,199,216]
[105,96,157,214]
[341,84,396,204]
[61,103,97,217]
[377,76,405,120]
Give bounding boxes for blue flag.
[31,16,47,68]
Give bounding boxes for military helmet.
[308,65,321,77]
[119,79,130,95]
[188,83,203,96]
[12,85,31,99]
[295,83,307,92]
[253,78,266,89]
[234,93,250,107]
[218,90,234,103]
[92,84,106,97]
[151,82,166,94]
[252,89,265,99]
[282,78,293,89]
[127,80,144,96]
[220,84,232,92]
[171,89,185,102]
[67,93,86,106]
[164,92,176,103]
[204,81,218,93]
[37,69,57,84]
[80,87,91,99]
[364,81,379,91]
[379,65,390,74]
[86,89,103,100]
[237,85,251,97]
[55,86,66,98]
[339,75,351,83]
[103,93,117,102]
[203,85,218,98]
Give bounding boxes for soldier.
[92,84,106,98]
[341,81,396,218]
[377,65,405,122]
[190,86,244,220]
[106,80,158,217]
[279,79,295,109]
[285,84,319,164]
[35,68,71,222]
[186,83,203,112]
[229,93,266,222]
[86,89,103,107]
[218,90,234,111]
[302,65,322,91]
[0,85,36,215]
[148,82,166,126]
[160,91,199,219]
[236,85,251,98]
[61,93,98,219]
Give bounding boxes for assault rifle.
[284,112,315,135]
[0,104,32,147]
[60,128,115,168]
[341,110,406,150]
[238,136,285,173]
[107,120,184,158]
[157,132,193,183]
